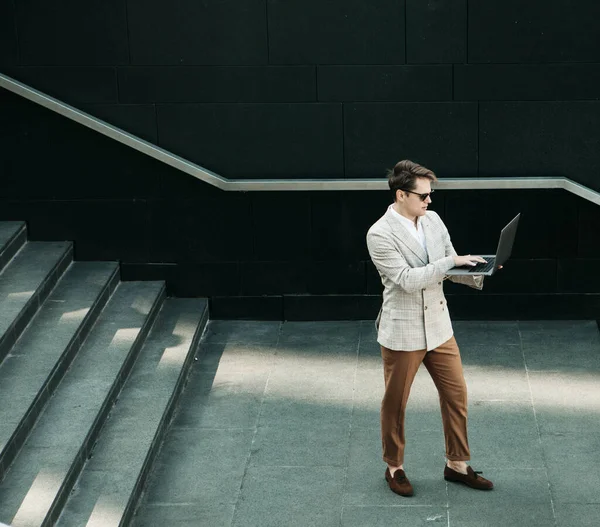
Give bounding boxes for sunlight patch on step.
[59,308,89,322]
[157,315,197,369]
[172,316,197,339]
[158,345,187,369]
[6,291,34,301]
[11,469,63,527]
[86,494,123,527]
[130,296,152,316]
[109,328,140,347]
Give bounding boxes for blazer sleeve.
[367,230,455,294]
[440,219,484,291]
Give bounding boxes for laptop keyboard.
[466,257,496,273]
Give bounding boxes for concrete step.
[0,222,27,271]
[57,298,208,527]
[0,261,120,480]
[0,241,73,363]
[0,281,165,527]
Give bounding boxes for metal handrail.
[1,72,599,205]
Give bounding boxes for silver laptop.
[446,213,521,276]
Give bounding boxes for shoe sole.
[444,476,494,490]
[385,473,414,497]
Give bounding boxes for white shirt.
[390,205,427,252]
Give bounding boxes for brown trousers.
[380,336,470,466]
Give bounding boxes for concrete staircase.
[0,221,209,527]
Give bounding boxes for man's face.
[398,177,433,218]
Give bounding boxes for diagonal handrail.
[1,72,599,205]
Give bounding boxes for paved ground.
[133,320,600,527]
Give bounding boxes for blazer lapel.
[421,214,436,263]
[384,208,428,265]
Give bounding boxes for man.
[366,159,494,497]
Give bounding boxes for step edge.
[123,300,209,526]
[54,299,208,527]
[0,222,27,272]
[0,243,74,364]
[0,263,121,481]
[43,282,166,527]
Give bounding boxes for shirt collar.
[389,204,421,230]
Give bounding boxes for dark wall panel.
[127,0,267,65]
[3,0,599,197]
[211,296,283,320]
[0,199,150,262]
[147,197,253,263]
[0,90,161,199]
[0,0,18,66]
[447,294,600,321]
[118,66,316,103]
[479,102,600,191]
[121,262,241,297]
[366,261,383,295]
[578,201,600,258]
[240,262,307,295]
[310,191,391,261]
[267,0,405,64]
[468,0,600,63]
[455,64,600,101]
[79,104,158,144]
[443,190,579,259]
[558,260,600,293]
[3,67,117,105]
[15,0,128,65]
[156,103,344,178]
[250,193,311,261]
[152,167,228,199]
[406,0,466,64]
[308,261,366,295]
[344,102,478,178]
[318,66,452,102]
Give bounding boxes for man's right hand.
[453,254,487,267]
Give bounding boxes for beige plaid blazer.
[367,206,483,351]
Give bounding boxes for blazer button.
[424,306,428,310]
[438,282,442,285]
[440,301,443,304]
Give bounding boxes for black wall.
[2,1,600,188]
[1,0,600,319]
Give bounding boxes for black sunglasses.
[400,189,434,201]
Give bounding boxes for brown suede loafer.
[444,465,494,490]
[385,468,414,497]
